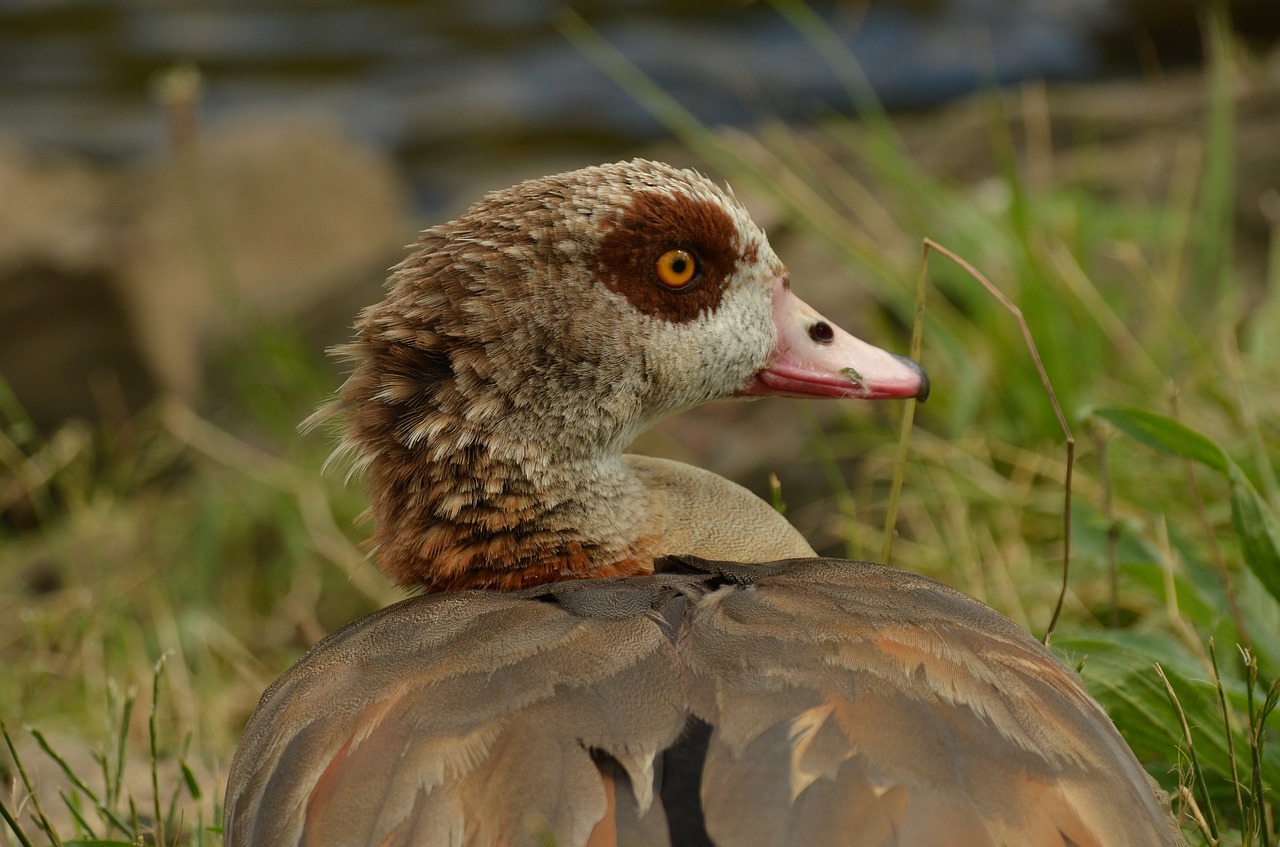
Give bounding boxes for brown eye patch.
[592,189,750,324]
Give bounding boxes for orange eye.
[655,248,699,289]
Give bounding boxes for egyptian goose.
[224,160,1181,846]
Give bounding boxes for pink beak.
[741,279,929,401]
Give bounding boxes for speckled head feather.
[311,159,789,590]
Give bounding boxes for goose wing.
[671,557,1180,847]
[224,579,691,847]
[224,559,1181,847]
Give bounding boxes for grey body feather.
[225,557,1180,847]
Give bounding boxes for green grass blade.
[1097,404,1280,607]
[767,0,881,122]
[882,240,928,564]
[797,402,861,560]
[1230,463,1280,604]
[107,682,135,811]
[29,730,102,807]
[149,654,169,847]
[58,791,96,841]
[1257,679,1279,845]
[28,730,132,837]
[767,472,786,517]
[1191,1,1236,301]
[1093,407,1230,475]
[0,796,37,847]
[1209,639,1247,825]
[3,721,63,847]
[1156,663,1220,842]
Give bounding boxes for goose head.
[315,159,928,591]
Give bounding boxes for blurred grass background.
[3,2,1280,845]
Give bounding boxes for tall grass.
[1,329,392,845]
[4,6,1277,844]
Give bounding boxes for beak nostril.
[808,321,834,345]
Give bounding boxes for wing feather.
[681,558,1181,847]
[226,586,691,847]
[226,561,1182,847]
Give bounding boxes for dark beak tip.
[892,354,930,404]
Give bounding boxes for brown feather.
[226,561,1182,847]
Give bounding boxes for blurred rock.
[0,140,149,427]
[0,113,415,429]
[0,138,115,274]
[117,111,415,398]
[0,264,153,430]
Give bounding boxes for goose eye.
[655,248,699,289]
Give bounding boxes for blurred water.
[0,0,1273,211]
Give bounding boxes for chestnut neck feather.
[320,236,658,592]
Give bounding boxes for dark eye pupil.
[671,258,687,274]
